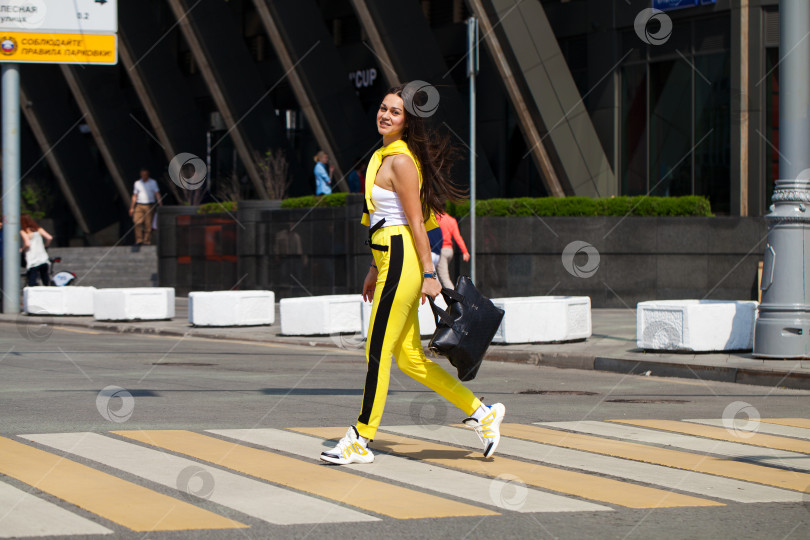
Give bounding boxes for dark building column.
[167,0,299,199]
[253,0,379,183]
[19,65,121,236]
[19,85,90,236]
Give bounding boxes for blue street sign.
[653,0,715,11]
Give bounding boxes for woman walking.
[320,84,505,465]
[20,214,53,286]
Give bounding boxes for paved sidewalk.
[5,298,810,390]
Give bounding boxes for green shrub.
[444,195,712,218]
[197,201,237,214]
[281,193,347,209]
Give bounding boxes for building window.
[620,42,731,213]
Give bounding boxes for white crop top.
[370,184,408,227]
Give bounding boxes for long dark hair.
[386,84,466,219]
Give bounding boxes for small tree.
[255,148,291,200]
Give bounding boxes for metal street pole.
[467,17,478,284]
[2,63,20,314]
[753,0,810,357]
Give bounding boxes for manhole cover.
[151,362,217,367]
[605,399,690,404]
[517,390,599,396]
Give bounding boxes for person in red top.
[436,212,470,290]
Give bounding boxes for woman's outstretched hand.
[362,267,378,302]
[421,276,442,305]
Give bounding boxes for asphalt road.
[1,324,809,539]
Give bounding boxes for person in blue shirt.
[313,150,333,195]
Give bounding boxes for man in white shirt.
[129,168,162,246]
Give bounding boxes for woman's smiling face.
[377,94,406,138]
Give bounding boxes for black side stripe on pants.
[358,234,404,426]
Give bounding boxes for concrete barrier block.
[23,286,96,316]
[637,300,758,351]
[189,290,275,326]
[360,295,447,339]
[279,294,362,335]
[490,296,592,344]
[93,288,175,321]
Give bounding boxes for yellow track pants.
[356,224,481,440]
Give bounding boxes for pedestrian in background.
[129,168,162,247]
[20,214,52,286]
[347,158,365,193]
[436,212,470,290]
[313,150,333,195]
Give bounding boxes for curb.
[5,318,809,391]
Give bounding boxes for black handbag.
[428,276,505,382]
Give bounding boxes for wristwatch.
[423,271,438,279]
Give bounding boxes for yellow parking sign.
[0,32,116,65]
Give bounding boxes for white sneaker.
[462,403,506,458]
[320,426,375,465]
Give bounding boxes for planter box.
[279,294,362,335]
[637,300,758,351]
[94,288,175,321]
[23,286,95,316]
[491,296,592,343]
[189,290,275,326]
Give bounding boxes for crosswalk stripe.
[686,419,810,441]
[761,418,810,430]
[383,425,800,504]
[0,480,113,538]
[0,436,246,532]
[539,421,810,473]
[209,428,610,513]
[294,427,721,509]
[113,430,496,519]
[612,419,810,454]
[507,424,810,492]
[22,432,377,526]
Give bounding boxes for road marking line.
[686,419,810,441]
[540,421,810,473]
[113,430,495,519]
[0,436,246,532]
[612,419,810,454]
[0,480,113,538]
[383,425,800,504]
[23,432,377,526]
[761,418,810,430]
[295,427,721,509]
[210,428,609,513]
[53,327,101,335]
[509,423,810,492]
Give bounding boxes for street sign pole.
[467,17,478,284]
[2,63,20,314]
